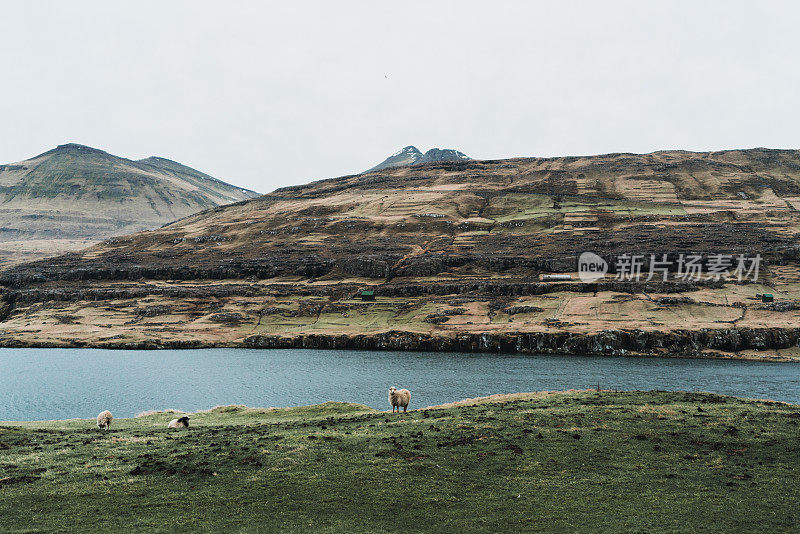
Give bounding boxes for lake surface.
[0,348,797,420]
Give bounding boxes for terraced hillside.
[0,143,259,266]
[1,148,800,358]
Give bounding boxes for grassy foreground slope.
[1,391,798,533]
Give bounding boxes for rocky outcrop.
[4,284,264,303]
[0,325,795,359]
[242,327,800,357]
[0,257,338,287]
[0,326,795,356]
[416,148,470,165]
[378,279,723,297]
[762,301,800,312]
[0,277,722,310]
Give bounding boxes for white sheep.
[167,416,190,428]
[96,410,113,430]
[388,386,411,413]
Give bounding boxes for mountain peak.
[395,145,422,156]
[364,145,470,173]
[49,143,109,156]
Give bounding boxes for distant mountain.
[364,145,470,173]
[0,143,259,266]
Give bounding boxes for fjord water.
[0,348,798,420]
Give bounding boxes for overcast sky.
[1,1,798,193]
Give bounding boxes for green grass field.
[1,391,798,533]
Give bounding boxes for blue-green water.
[0,348,797,420]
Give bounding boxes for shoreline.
[3,390,796,424]
[0,326,798,362]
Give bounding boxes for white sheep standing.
[167,416,190,428]
[388,386,411,413]
[96,410,113,430]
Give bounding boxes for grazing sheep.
[388,386,411,413]
[167,416,190,428]
[96,410,113,430]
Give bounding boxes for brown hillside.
[1,148,799,359]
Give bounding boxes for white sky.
[1,1,798,193]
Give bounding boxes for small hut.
[359,290,375,301]
[762,293,774,303]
